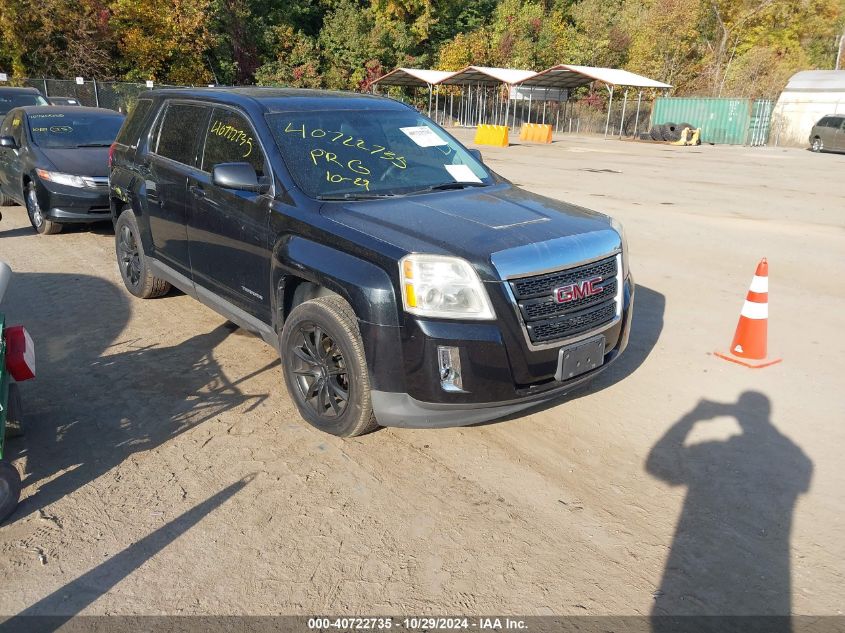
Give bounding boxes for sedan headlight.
[399,254,495,320]
[36,169,88,188]
[611,217,630,279]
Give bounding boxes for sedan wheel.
[811,137,823,153]
[24,182,60,234]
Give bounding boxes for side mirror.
[468,148,483,163]
[0,136,18,149]
[212,162,264,193]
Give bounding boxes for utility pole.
[837,31,845,70]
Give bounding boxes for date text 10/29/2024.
[307,617,528,630]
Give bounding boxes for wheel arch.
[272,236,406,394]
[272,236,399,329]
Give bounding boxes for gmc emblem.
[554,276,604,304]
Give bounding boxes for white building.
[772,70,845,146]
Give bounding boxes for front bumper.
[36,179,111,224]
[371,277,634,428]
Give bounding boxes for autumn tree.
[109,0,216,83]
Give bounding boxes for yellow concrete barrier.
[519,123,553,144]
[474,124,509,147]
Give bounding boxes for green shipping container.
[651,97,772,145]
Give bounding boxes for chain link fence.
[17,78,191,113]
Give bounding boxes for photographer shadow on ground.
[646,392,812,632]
[3,272,275,521]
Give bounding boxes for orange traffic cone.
[714,258,782,368]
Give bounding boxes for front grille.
[511,258,618,298]
[527,302,616,343]
[509,256,619,344]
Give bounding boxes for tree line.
[0,0,842,98]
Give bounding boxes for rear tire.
[4,383,24,438]
[280,295,379,438]
[811,137,823,152]
[0,460,21,524]
[114,210,171,299]
[25,182,61,235]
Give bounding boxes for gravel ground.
[0,133,842,618]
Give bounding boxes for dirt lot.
[0,133,842,618]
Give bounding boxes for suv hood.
[321,184,618,280]
[40,147,109,177]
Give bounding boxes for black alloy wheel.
[289,323,351,419]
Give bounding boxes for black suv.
[109,88,634,437]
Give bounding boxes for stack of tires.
[647,122,696,142]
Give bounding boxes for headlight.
[36,169,88,188]
[611,218,630,278]
[399,254,495,320]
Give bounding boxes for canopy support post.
[604,85,614,138]
[450,91,454,126]
[633,91,643,137]
[466,84,471,126]
[427,84,432,117]
[618,89,628,138]
[505,85,511,128]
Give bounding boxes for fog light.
[437,345,465,392]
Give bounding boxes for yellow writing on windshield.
[210,120,253,158]
[310,149,372,176]
[326,171,370,191]
[283,121,406,169]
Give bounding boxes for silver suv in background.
[809,114,845,153]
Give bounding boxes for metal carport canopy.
[519,64,672,89]
[370,68,457,87]
[440,66,537,86]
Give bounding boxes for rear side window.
[115,99,153,147]
[202,108,266,177]
[155,103,208,166]
[818,117,831,127]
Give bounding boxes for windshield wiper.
[75,143,113,148]
[407,182,489,195]
[317,192,398,201]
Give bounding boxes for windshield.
[0,93,48,116]
[28,111,125,149]
[266,109,492,198]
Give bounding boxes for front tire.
[280,295,379,437]
[25,182,61,234]
[114,210,171,299]
[811,137,823,152]
[0,460,21,524]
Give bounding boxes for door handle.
[189,185,206,199]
